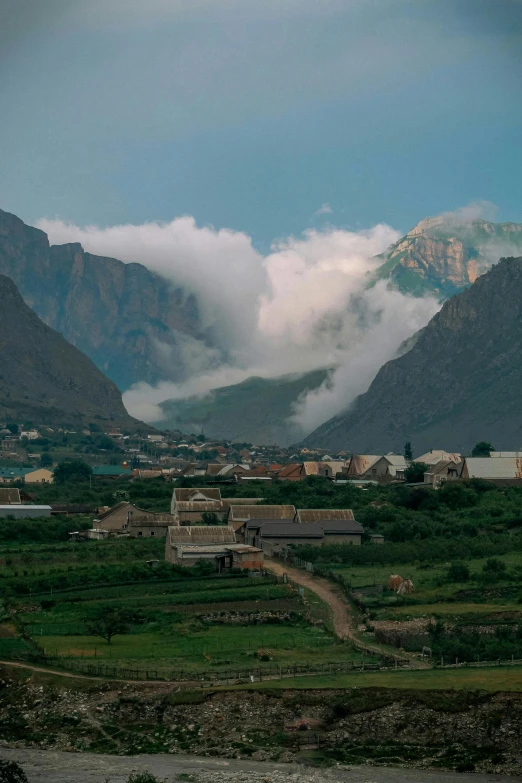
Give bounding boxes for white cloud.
[39,214,440,435]
[314,203,333,217]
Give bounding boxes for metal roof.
[315,519,364,534]
[258,522,324,539]
[0,504,51,510]
[175,501,225,512]
[92,466,132,476]
[174,488,222,502]
[228,504,296,521]
[347,455,380,475]
[296,508,355,523]
[464,457,522,479]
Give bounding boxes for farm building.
[295,508,363,544]
[170,487,227,523]
[227,504,296,532]
[93,501,176,532]
[0,504,51,518]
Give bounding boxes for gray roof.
[258,522,324,539]
[315,519,364,534]
[464,457,522,479]
[228,504,296,521]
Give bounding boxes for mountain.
[0,209,204,390]
[159,368,332,445]
[372,216,522,299]
[304,256,522,454]
[0,274,143,430]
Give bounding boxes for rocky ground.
[1,665,522,775]
[1,749,521,783]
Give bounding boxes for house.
[277,464,304,481]
[0,489,21,504]
[23,468,54,484]
[369,533,385,544]
[460,458,522,486]
[344,455,381,478]
[92,465,133,480]
[21,430,40,440]
[93,501,175,532]
[51,504,97,516]
[0,468,25,483]
[253,522,324,548]
[348,454,407,481]
[302,462,347,479]
[414,450,461,466]
[227,504,296,532]
[170,487,227,523]
[127,514,176,538]
[423,460,463,487]
[0,504,51,518]
[165,524,237,565]
[295,509,363,544]
[205,463,250,478]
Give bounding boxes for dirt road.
[265,560,411,661]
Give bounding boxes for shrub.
[127,774,164,783]
[0,760,28,783]
[446,562,470,582]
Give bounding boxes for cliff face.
[305,256,522,453]
[373,216,522,299]
[0,274,142,429]
[0,209,202,390]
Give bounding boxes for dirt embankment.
[0,665,522,775]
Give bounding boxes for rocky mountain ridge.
[372,216,522,298]
[0,208,204,390]
[0,274,142,429]
[304,255,522,453]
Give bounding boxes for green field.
[235,664,522,692]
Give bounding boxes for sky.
[1,0,521,247]
[1,0,522,435]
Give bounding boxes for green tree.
[5,424,18,435]
[97,435,119,451]
[404,462,429,483]
[482,557,506,576]
[404,441,413,461]
[87,606,130,645]
[471,441,495,457]
[446,562,470,582]
[53,459,93,483]
[201,511,221,525]
[40,452,53,468]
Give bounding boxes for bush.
[127,774,163,783]
[0,760,28,783]
[446,562,470,582]
[482,558,507,576]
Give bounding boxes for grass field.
[234,664,522,692]
[0,537,363,675]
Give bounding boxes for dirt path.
[0,660,183,687]
[265,560,416,662]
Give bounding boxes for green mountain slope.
[304,256,522,454]
[159,369,332,445]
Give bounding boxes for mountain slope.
[159,369,332,445]
[0,274,143,429]
[304,256,522,453]
[0,209,203,390]
[373,216,522,299]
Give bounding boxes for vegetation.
[87,605,130,645]
[404,462,429,483]
[472,441,495,457]
[53,459,93,483]
[0,760,28,783]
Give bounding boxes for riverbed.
[2,749,521,783]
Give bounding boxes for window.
[150,531,155,536]
[137,531,142,536]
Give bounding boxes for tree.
[447,562,470,582]
[97,435,120,451]
[471,441,495,457]
[5,424,18,435]
[482,557,506,576]
[201,511,221,525]
[53,459,93,483]
[87,606,130,645]
[40,452,53,468]
[404,441,413,461]
[403,462,429,483]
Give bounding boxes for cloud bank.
[39,215,440,434]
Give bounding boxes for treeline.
[294,534,522,567]
[0,516,91,543]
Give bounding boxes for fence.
[6,649,409,684]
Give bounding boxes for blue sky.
[1,0,521,247]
